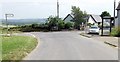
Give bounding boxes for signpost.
[5,14,14,35]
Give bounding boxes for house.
[87,14,102,25]
[115,2,120,28]
[63,14,74,22]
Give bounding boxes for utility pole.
[114,0,116,26]
[57,0,59,18]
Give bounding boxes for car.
[88,26,100,34]
[51,26,58,31]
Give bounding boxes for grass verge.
[2,36,38,61]
[0,35,2,61]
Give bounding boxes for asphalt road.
[23,31,118,60]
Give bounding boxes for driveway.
[23,31,118,60]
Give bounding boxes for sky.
[0,0,120,19]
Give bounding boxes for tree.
[47,16,58,27]
[100,11,111,17]
[47,16,58,30]
[47,16,64,31]
[71,6,87,29]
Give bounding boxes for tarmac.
[80,32,119,48]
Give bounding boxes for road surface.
[24,31,118,60]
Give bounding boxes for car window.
[90,27,98,29]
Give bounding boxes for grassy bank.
[0,35,2,61]
[1,28,22,34]
[2,36,38,61]
[0,28,2,34]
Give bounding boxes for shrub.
[31,24,39,28]
[20,27,32,32]
[9,23,50,32]
[74,22,80,29]
[65,22,74,29]
[111,27,120,37]
[87,23,92,27]
[58,20,65,30]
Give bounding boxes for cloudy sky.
[0,0,120,19]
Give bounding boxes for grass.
[0,35,2,61]
[0,27,2,61]
[2,36,38,61]
[0,27,22,34]
[0,28,2,34]
[111,27,120,37]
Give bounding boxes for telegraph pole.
[114,0,116,26]
[57,0,59,18]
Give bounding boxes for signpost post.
[5,14,14,36]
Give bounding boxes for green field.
[2,36,38,60]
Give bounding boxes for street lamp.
[5,14,14,35]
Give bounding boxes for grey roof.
[63,14,74,21]
[90,14,102,22]
[116,3,120,10]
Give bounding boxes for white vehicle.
[88,26,100,34]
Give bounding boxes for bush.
[9,23,50,32]
[31,24,39,28]
[20,27,32,32]
[87,23,94,27]
[58,20,65,30]
[65,22,74,29]
[111,27,120,37]
[74,22,80,29]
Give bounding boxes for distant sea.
[0,18,47,25]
